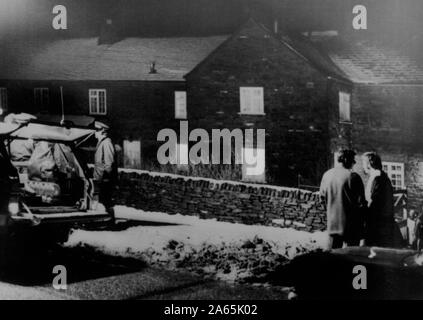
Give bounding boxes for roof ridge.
[280,31,351,82]
[317,36,423,84]
[0,36,230,81]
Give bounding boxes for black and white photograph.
[0,0,422,306]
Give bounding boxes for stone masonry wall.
[115,169,327,232]
[350,84,423,210]
[185,20,333,187]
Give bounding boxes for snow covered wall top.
[114,170,327,232]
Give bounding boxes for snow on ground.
[68,206,328,258]
[65,206,328,283]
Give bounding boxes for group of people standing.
[320,149,404,249]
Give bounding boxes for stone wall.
[115,169,327,232]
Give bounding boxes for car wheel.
[34,227,71,249]
[51,228,72,245]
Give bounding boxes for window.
[123,140,141,169]
[339,91,351,122]
[0,88,7,115]
[383,162,405,190]
[242,146,266,183]
[240,87,264,115]
[34,88,49,112]
[89,89,107,115]
[164,142,189,166]
[177,143,189,167]
[175,91,187,119]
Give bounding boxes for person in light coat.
[94,122,118,222]
[320,149,367,249]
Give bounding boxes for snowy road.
[67,206,327,260]
[0,243,284,300]
[0,206,327,299]
[65,206,327,283]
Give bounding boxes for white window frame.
[177,143,189,167]
[34,88,49,112]
[383,162,405,190]
[123,140,141,169]
[339,91,351,123]
[89,89,107,115]
[0,88,7,115]
[175,91,187,119]
[239,87,265,115]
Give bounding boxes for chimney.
[149,61,157,74]
[273,19,278,34]
[98,18,119,45]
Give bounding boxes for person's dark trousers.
[345,239,360,247]
[0,194,10,268]
[99,180,116,222]
[329,235,360,249]
[329,235,344,249]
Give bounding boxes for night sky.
[0,0,422,44]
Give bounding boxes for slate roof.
[278,33,350,82]
[2,22,421,86]
[309,35,423,84]
[0,36,229,81]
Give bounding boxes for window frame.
[241,146,266,183]
[89,89,107,115]
[123,139,142,169]
[239,87,265,116]
[176,142,189,167]
[339,91,351,123]
[382,161,405,190]
[175,91,187,119]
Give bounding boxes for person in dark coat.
[0,139,18,193]
[320,149,367,249]
[0,139,18,232]
[362,152,404,248]
[94,122,118,222]
[413,211,423,251]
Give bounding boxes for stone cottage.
[307,31,423,209]
[185,19,423,209]
[185,19,352,187]
[0,35,227,168]
[2,17,423,208]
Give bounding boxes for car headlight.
[8,201,20,216]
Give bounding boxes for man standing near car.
[320,149,367,249]
[94,122,118,223]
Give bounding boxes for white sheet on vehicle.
[10,123,94,142]
[0,123,19,135]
